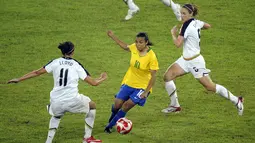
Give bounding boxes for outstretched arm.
[107,30,130,51]
[8,67,47,83]
[84,72,108,86]
[202,23,211,29]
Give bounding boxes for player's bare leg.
[83,101,102,143]
[162,63,186,113]
[161,0,182,21]
[198,76,244,116]
[105,99,136,133]
[45,116,61,143]
[108,98,125,122]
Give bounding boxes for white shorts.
[48,93,91,117]
[175,55,211,78]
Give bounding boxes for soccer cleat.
[161,106,181,113]
[170,0,182,21]
[124,8,139,21]
[83,136,102,143]
[104,127,112,134]
[236,96,244,116]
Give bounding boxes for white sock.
[45,129,56,143]
[84,109,96,139]
[216,84,238,104]
[170,0,182,21]
[161,0,171,7]
[45,116,61,143]
[127,0,139,10]
[170,0,177,9]
[165,81,180,107]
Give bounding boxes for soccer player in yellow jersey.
[104,30,159,133]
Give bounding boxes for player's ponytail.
[58,41,75,55]
[136,32,153,46]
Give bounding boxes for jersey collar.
[62,57,73,60]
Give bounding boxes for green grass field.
[1,0,255,142]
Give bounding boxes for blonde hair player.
[8,41,107,143]
[161,4,244,115]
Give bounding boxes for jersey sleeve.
[128,43,136,52]
[77,64,90,80]
[196,20,205,29]
[44,60,56,73]
[149,53,159,71]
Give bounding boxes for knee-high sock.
[165,80,180,107]
[161,0,171,6]
[106,110,126,129]
[84,109,96,139]
[45,116,61,143]
[127,0,138,10]
[170,0,182,21]
[216,84,238,104]
[108,105,119,123]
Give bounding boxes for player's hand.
[140,91,149,99]
[7,78,19,84]
[107,30,114,37]
[171,26,178,35]
[100,72,108,79]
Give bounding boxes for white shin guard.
[46,116,61,143]
[49,116,61,129]
[165,81,180,107]
[216,84,238,104]
[84,109,96,139]
[85,109,96,128]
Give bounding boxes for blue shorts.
[115,84,150,106]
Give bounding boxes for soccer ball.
[116,118,133,134]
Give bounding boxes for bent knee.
[121,104,131,112]
[204,85,216,92]
[163,72,175,82]
[114,102,123,110]
[89,101,96,109]
[114,99,124,109]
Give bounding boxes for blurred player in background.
[161,4,244,116]
[161,0,182,21]
[8,41,107,143]
[123,0,182,21]
[104,30,159,133]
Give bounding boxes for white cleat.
[161,106,181,113]
[236,96,244,116]
[170,0,182,21]
[124,8,139,21]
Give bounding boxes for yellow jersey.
[121,43,159,91]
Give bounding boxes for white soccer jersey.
[180,18,205,58]
[44,57,90,102]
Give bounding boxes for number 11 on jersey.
[59,68,68,86]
